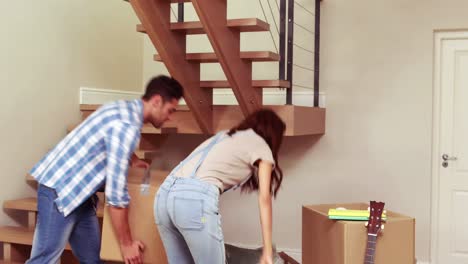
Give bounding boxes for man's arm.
[108,206,144,264]
[104,122,144,264]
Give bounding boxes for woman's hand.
[259,251,273,264]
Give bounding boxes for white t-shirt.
[174,129,275,192]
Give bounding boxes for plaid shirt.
[30,99,143,216]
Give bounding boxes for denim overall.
[154,132,229,264]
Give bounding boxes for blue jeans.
[26,184,101,264]
[155,176,225,264]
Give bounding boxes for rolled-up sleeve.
[104,121,140,207]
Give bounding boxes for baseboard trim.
[79,87,141,105]
[80,87,325,107]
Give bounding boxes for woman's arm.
[258,160,274,264]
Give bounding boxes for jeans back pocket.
[173,197,204,230]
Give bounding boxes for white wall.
[0,0,143,226]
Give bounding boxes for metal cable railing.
[172,0,321,107]
[258,0,279,53]
[257,0,320,106]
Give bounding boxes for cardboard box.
[302,203,415,264]
[100,168,169,264]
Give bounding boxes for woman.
[154,109,286,264]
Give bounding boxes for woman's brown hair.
[228,109,286,197]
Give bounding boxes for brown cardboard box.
[100,168,169,264]
[302,203,415,264]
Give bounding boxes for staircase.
[0,0,324,262]
[129,0,326,135]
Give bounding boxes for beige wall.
[0,0,142,226]
[141,0,468,262]
[315,0,468,261]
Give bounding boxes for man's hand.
[108,206,144,264]
[131,158,150,170]
[120,240,145,264]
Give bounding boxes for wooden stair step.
[78,105,326,136]
[3,198,37,212]
[137,18,269,35]
[200,80,291,89]
[154,51,280,63]
[67,123,177,135]
[79,104,190,112]
[4,197,104,218]
[4,198,38,229]
[0,226,71,250]
[79,104,190,121]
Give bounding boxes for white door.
[433,32,468,264]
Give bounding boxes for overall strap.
[189,132,226,178]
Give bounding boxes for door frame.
[431,29,468,264]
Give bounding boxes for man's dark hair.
[142,75,184,102]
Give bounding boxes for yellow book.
[328,209,387,221]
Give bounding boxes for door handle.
[442,154,458,161]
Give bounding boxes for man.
[26,75,184,264]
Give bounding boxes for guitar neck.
[364,234,377,264]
